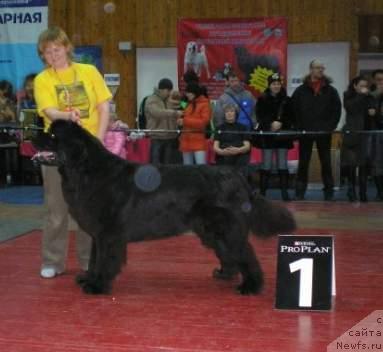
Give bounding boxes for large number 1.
[289,258,314,307]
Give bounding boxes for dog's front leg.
[76,240,97,286]
[77,235,126,294]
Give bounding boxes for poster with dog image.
[177,17,287,99]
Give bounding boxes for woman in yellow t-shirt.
[34,26,112,279]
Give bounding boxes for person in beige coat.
[145,78,183,164]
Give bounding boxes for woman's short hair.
[223,103,239,114]
[37,26,74,64]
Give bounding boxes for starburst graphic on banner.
[249,66,275,93]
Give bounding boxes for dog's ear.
[57,137,88,167]
[49,119,76,139]
[48,120,90,166]
[31,131,56,151]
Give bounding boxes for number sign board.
[275,235,334,311]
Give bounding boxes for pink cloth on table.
[288,141,299,159]
[20,141,37,157]
[104,130,127,159]
[125,137,151,164]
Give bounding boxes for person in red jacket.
[178,82,211,165]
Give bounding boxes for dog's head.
[35,119,95,167]
[52,120,96,166]
[234,47,250,61]
[223,62,232,75]
[186,41,198,54]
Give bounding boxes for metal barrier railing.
[1,123,383,137]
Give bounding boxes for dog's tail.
[249,194,296,238]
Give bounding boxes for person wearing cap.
[178,82,211,165]
[145,78,183,164]
[255,73,295,201]
[292,59,341,201]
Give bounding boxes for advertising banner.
[177,17,287,99]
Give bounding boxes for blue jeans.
[182,151,207,165]
[261,148,288,170]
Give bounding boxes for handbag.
[226,92,254,130]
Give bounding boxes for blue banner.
[74,46,103,72]
[0,0,47,90]
[0,0,47,9]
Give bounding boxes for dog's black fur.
[234,47,280,84]
[39,120,296,295]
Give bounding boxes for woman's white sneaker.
[40,267,62,278]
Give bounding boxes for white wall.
[136,48,178,111]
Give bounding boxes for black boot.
[359,166,368,202]
[295,181,306,201]
[259,170,270,197]
[347,166,357,202]
[278,169,291,201]
[374,176,383,201]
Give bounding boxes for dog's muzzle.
[32,151,59,167]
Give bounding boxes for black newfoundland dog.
[39,120,296,295]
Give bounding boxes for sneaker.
[40,266,63,279]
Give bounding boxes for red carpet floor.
[0,227,382,352]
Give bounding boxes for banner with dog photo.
[177,17,287,99]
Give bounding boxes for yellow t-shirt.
[34,62,112,136]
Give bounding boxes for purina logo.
[294,241,315,246]
[281,240,331,254]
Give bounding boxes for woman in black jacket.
[255,73,295,201]
[341,76,377,202]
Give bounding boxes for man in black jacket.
[292,60,342,200]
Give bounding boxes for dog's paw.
[212,267,238,281]
[81,280,111,295]
[236,278,263,295]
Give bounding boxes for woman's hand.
[271,121,282,131]
[216,148,232,156]
[368,108,376,116]
[224,146,241,155]
[66,108,82,124]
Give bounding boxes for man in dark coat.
[292,59,342,200]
